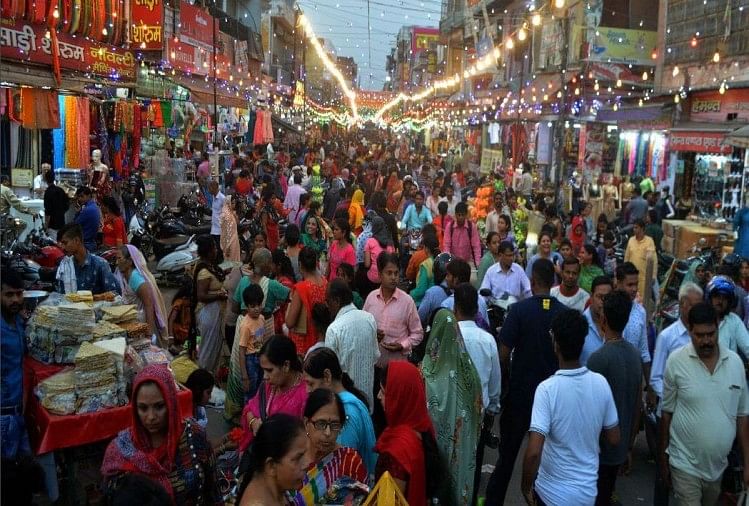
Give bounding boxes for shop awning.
[724,125,749,148]
[167,74,249,109]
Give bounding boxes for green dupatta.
[421,309,483,506]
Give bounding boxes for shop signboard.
[131,0,164,51]
[669,131,732,154]
[411,27,439,54]
[0,19,137,81]
[688,89,749,123]
[585,27,657,66]
[179,0,218,52]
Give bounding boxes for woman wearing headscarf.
[348,189,366,236]
[421,309,482,505]
[116,245,169,347]
[220,195,241,263]
[375,361,448,505]
[101,364,222,505]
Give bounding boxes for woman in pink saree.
[239,335,308,453]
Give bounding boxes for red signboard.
[179,1,218,52]
[669,131,732,154]
[166,38,232,76]
[131,0,164,51]
[411,27,439,54]
[0,19,137,81]
[688,89,749,123]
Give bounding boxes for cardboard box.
[662,219,689,239]
[662,236,675,256]
[675,223,728,258]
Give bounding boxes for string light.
[518,27,527,42]
[713,51,720,63]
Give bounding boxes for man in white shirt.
[208,180,225,263]
[660,302,749,505]
[480,240,532,301]
[324,279,379,412]
[454,282,500,414]
[550,257,590,312]
[283,172,307,216]
[647,281,703,506]
[522,308,620,506]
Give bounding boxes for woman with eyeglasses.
[291,388,368,505]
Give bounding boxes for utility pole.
[212,11,218,146]
[553,13,569,210]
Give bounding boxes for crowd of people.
[2,132,749,506]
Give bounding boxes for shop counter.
[24,357,193,455]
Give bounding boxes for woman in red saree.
[374,361,446,505]
[286,247,327,355]
[101,364,221,504]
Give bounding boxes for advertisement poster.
[131,0,163,50]
[586,27,657,66]
[1,19,137,81]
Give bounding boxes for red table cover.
[24,357,193,455]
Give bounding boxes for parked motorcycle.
[154,235,199,286]
[479,288,517,339]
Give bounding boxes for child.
[185,368,215,428]
[167,279,193,353]
[336,262,364,309]
[239,284,266,402]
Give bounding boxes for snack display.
[35,370,77,415]
[74,342,118,414]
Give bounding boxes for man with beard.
[659,302,749,504]
[706,275,749,358]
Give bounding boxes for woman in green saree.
[420,308,483,506]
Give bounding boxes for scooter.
[154,235,198,287]
[479,289,518,339]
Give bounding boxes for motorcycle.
[2,237,57,290]
[177,192,212,235]
[146,205,197,261]
[479,289,517,339]
[154,235,199,286]
[128,200,154,260]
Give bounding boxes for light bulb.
[574,88,580,95]
[518,28,527,41]
[554,0,565,7]
[52,7,59,18]
[713,51,720,63]
[672,66,680,77]
[594,82,600,91]
[532,13,541,26]
[506,38,514,49]
[616,79,622,87]
[719,82,726,94]
[639,99,644,107]
[102,27,108,35]
[674,94,680,103]
[642,71,649,80]
[613,104,618,111]
[170,51,175,59]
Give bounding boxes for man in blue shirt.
[1,268,31,460]
[73,186,101,252]
[57,224,120,295]
[615,262,652,383]
[400,190,432,231]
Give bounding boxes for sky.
[296,0,441,91]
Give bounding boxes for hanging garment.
[20,89,60,130]
[53,94,66,170]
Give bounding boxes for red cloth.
[100,365,185,497]
[24,358,192,455]
[288,278,328,355]
[102,216,127,247]
[374,362,434,506]
[234,178,252,196]
[569,216,586,254]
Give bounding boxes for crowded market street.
[3,0,749,505]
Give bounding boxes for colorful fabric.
[348,189,366,233]
[374,361,434,506]
[288,278,328,355]
[101,365,183,497]
[292,447,368,505]
[224,315,246,425]
[239,379,307,452]
[421,309,482,505]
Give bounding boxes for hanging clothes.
[53,94,66,170]
[20,89,60,130]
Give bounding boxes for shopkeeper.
[56,223,120,295]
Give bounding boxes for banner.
[411,27,439,54]
[586,27,657,66]
[1,19,137,81]
[131,0,163,50]
[669,131,732,154]
[179,1,218,52]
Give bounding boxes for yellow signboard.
[586,27,657,66]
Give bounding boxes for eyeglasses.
[309,420,343,432]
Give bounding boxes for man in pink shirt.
[444,201,482,267]
[363,251,423,367]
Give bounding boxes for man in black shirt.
[43,170,69,241]
[485,258,566,505]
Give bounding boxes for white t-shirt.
[550,286,590,312]
[211,191,225,235]
[530,367,619,506]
